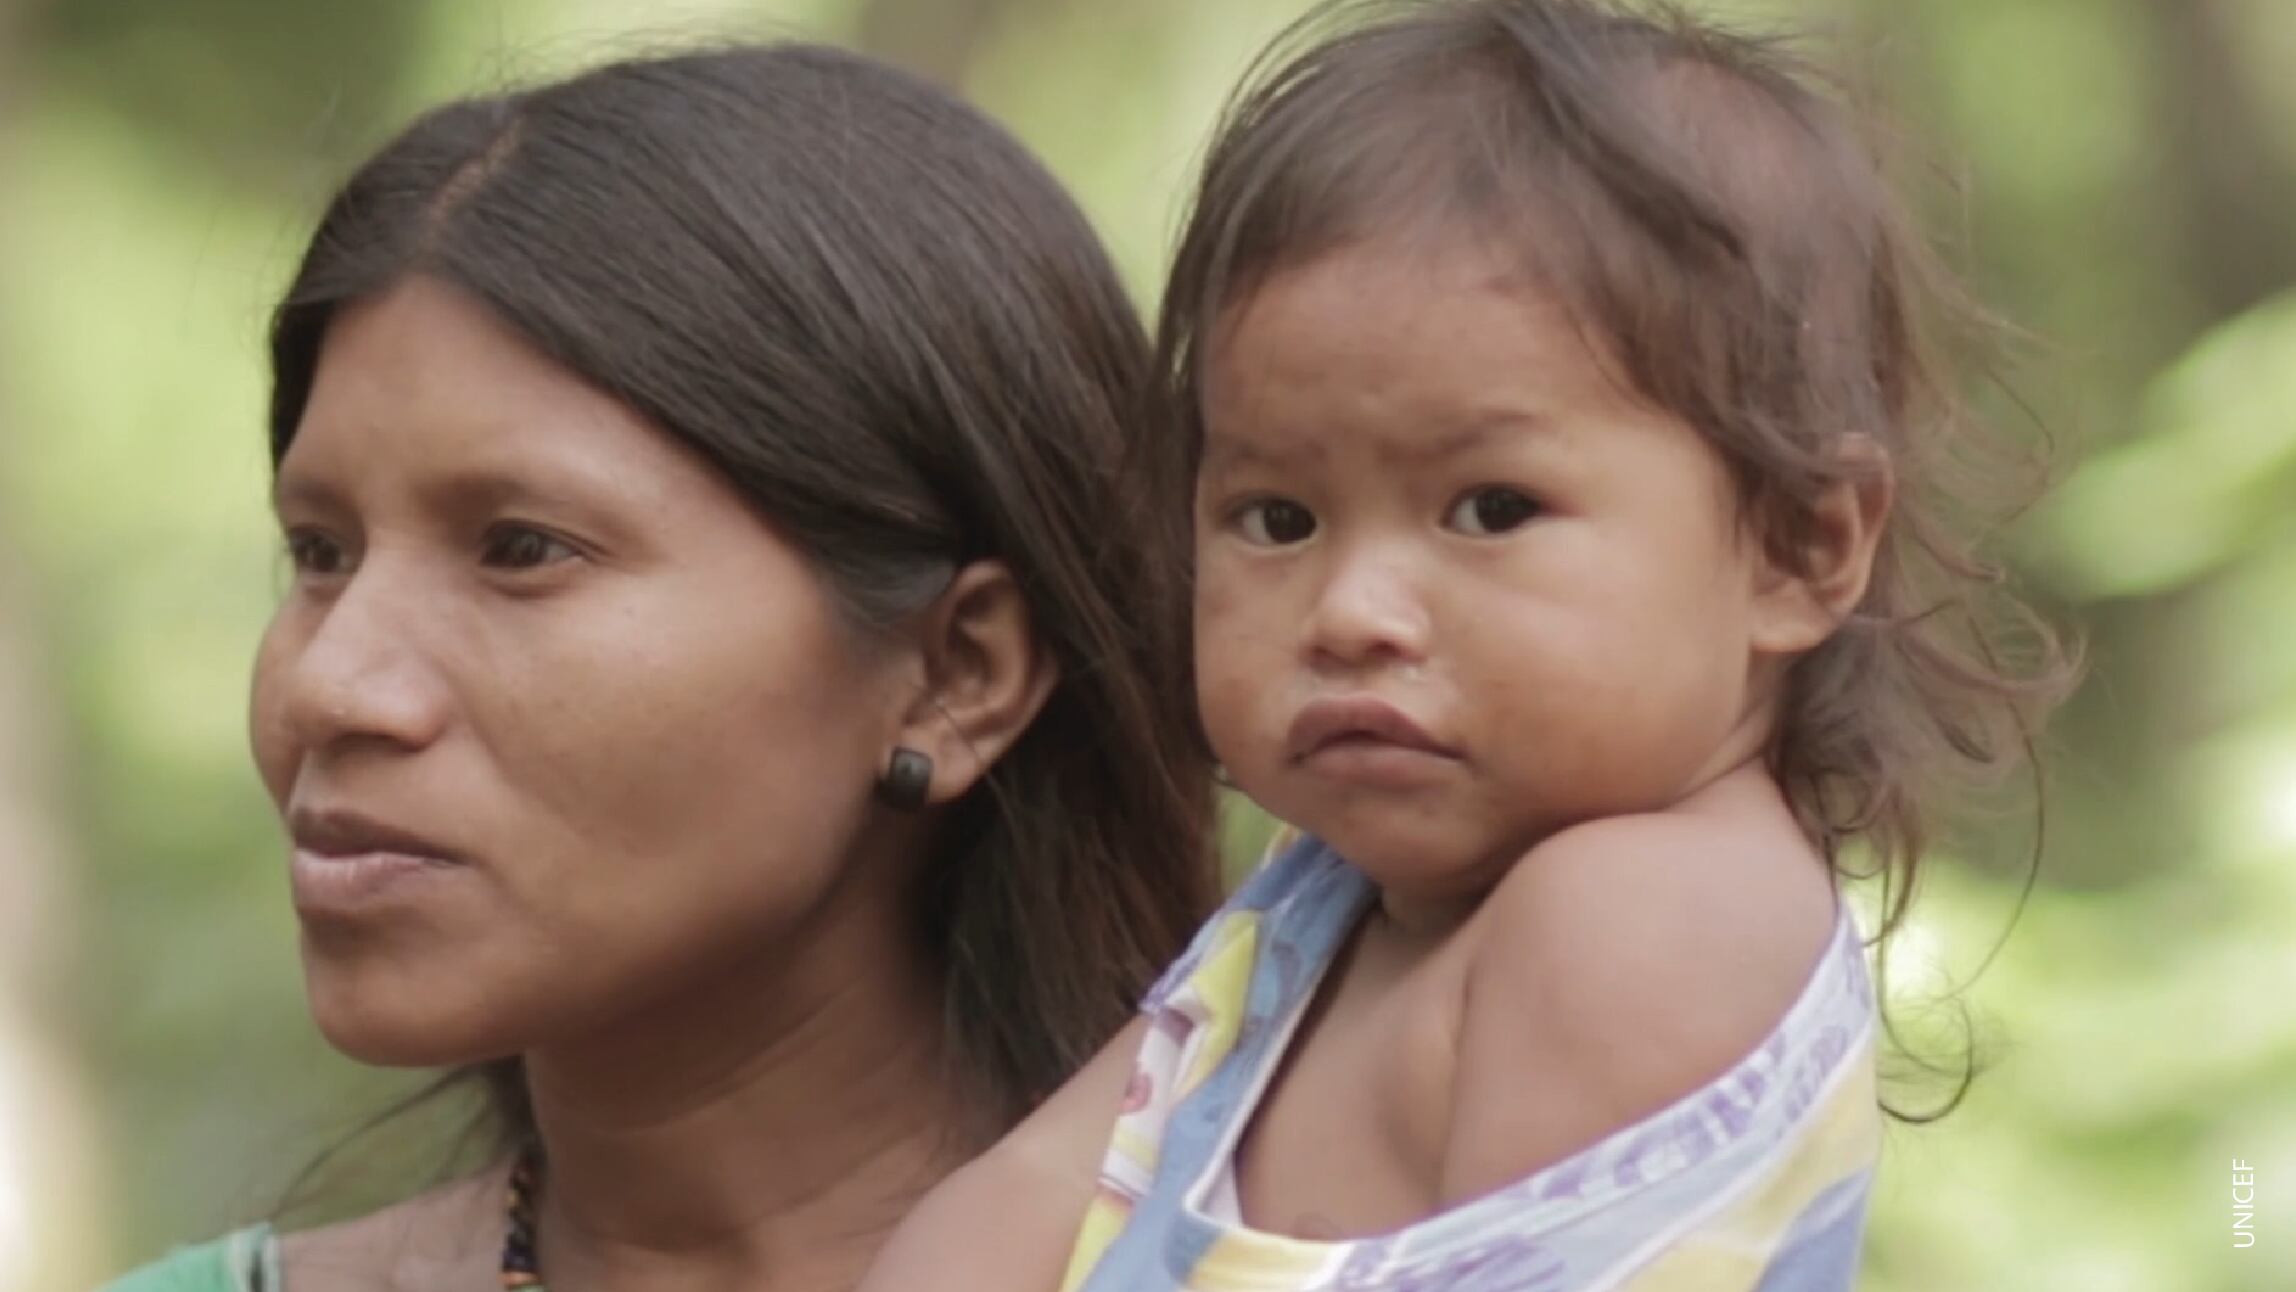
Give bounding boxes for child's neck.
[1371,886,1481,944]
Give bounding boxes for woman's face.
[252,274,910,1067]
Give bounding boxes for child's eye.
[283,527,353,578]
[1445,487,1542,536]
[1235,498,1318,547]
[481,524,581,570]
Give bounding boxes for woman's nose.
[276,566,452,756]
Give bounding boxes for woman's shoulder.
[103,1162,509,1292]
[275,1163,508,1292]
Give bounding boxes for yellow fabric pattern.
[1060,911,1265,1292]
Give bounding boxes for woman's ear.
[891,559,1058,806]
[1750,437,1894,656]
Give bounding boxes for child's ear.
[1750,437,1893,656]
[892,559,1058,806]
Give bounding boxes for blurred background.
[1,0,2292,1289]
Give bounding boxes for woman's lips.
[290,848,456,916]
[286,805,464,918]
[288,806,463,863]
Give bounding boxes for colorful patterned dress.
[1062,835,1880,1292]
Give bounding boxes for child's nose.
[1303,549,1432,675]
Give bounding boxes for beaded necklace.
[501,1153,543,1291]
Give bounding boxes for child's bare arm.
[859,1016,1147,1292]
[1438,810,1837,1206]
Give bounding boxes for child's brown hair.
[1156,0,2076,976]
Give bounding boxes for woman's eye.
[1235,499,1318,547]
[284,528,351,577]
[1445,487,1542,536]
[481,524,580,570]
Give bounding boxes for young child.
[865,2,2065,1289]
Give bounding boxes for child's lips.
[1285,695,1458,764]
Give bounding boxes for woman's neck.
[523,886,974,1292]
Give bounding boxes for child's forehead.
[1215,234,1536,337]
[1203,289,1653,479]
[1202,236,1621,399]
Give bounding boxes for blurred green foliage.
[1,0,2291,1289]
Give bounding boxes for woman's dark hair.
[269,42,1217,1155]
[1153,0,2076,1114]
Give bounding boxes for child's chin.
[1310,818,1492,887]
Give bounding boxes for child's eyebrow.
[1396,412,1552,464]
[1200,431,1319,473]
[1200,410,1556,473]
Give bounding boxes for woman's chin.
[303,970,511,1069]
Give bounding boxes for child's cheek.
[1193,556,1286,763]
[1192,549,1260,650]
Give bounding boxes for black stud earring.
[876,747,934,810]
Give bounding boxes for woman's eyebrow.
[270,470,349,516]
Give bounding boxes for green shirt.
[102,1226,277,1292]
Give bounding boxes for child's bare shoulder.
[1468,805,1839,1061]
[1439,804,1840,1202]
[1475,804,1835,977]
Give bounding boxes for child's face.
[1194,239,1794,904]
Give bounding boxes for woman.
[106,41,1215,1292]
